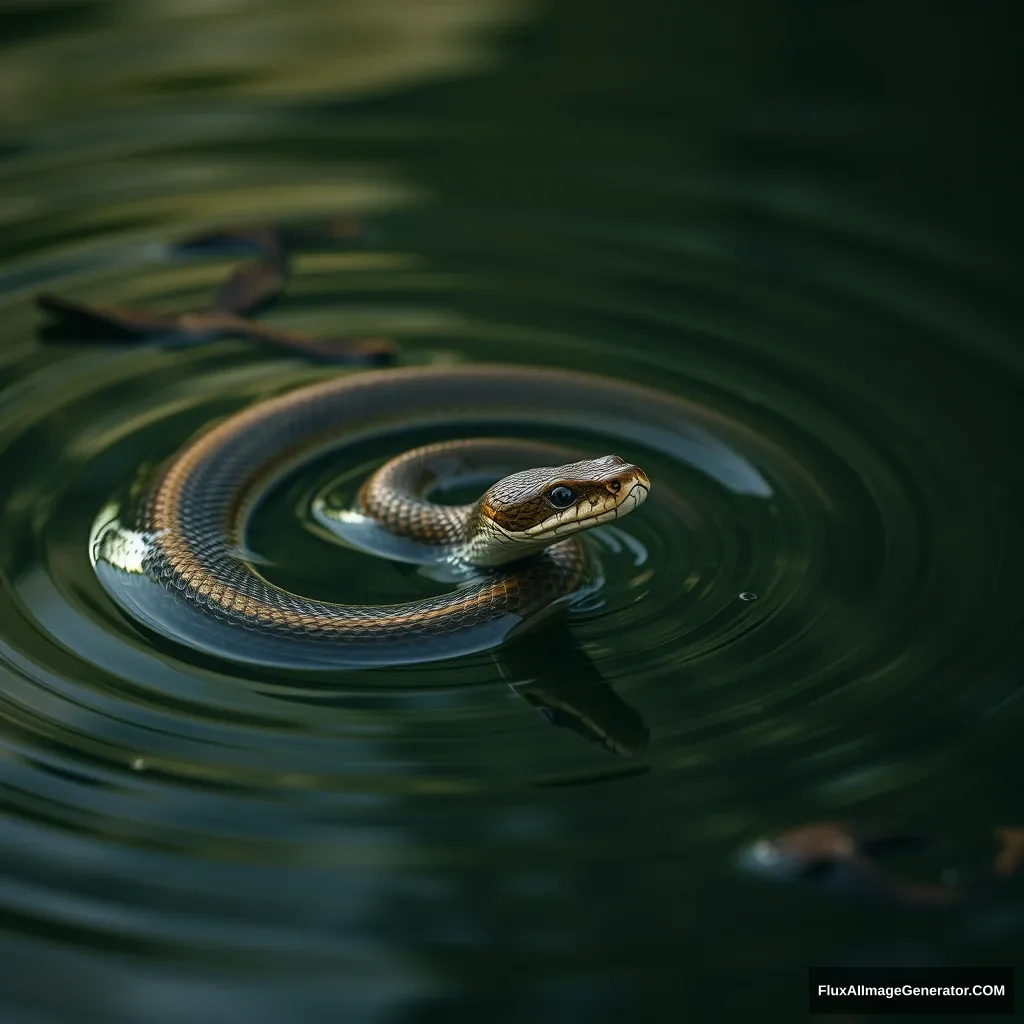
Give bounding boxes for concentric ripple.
[4,188,1024,996]
[2,10,1024,1018]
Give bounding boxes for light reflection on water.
[1,1,1024,1021]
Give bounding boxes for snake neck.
[356,483,540,567]
[355,445,482,553]
[355,439,582,568]
[451,503,567,567]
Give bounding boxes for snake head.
[469,454,651,565]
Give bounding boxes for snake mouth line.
[541,480,650,539]
[585,480,649,526]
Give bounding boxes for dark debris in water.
[740,821,1024,909]
[35,218,397,366]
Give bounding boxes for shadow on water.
[1,1,1024,1021]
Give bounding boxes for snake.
[91,363,658,670]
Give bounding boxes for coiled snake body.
[92,364,652,669]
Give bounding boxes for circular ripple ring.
[90,363,762,670]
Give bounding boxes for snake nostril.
[608,480,621,494]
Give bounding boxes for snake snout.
[606,464,650,504]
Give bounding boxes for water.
[1,2,1023,1020]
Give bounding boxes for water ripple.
[1,89,1023,1020]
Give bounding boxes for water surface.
[1,2,1023,1020]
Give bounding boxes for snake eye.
[548,486,576,508]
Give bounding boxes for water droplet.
[130,757,146,771]
[739,591,758,602]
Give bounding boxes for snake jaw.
[523,469,650,541]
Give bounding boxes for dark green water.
[1,1,1023,1020]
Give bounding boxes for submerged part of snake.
[91,363,666,670]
